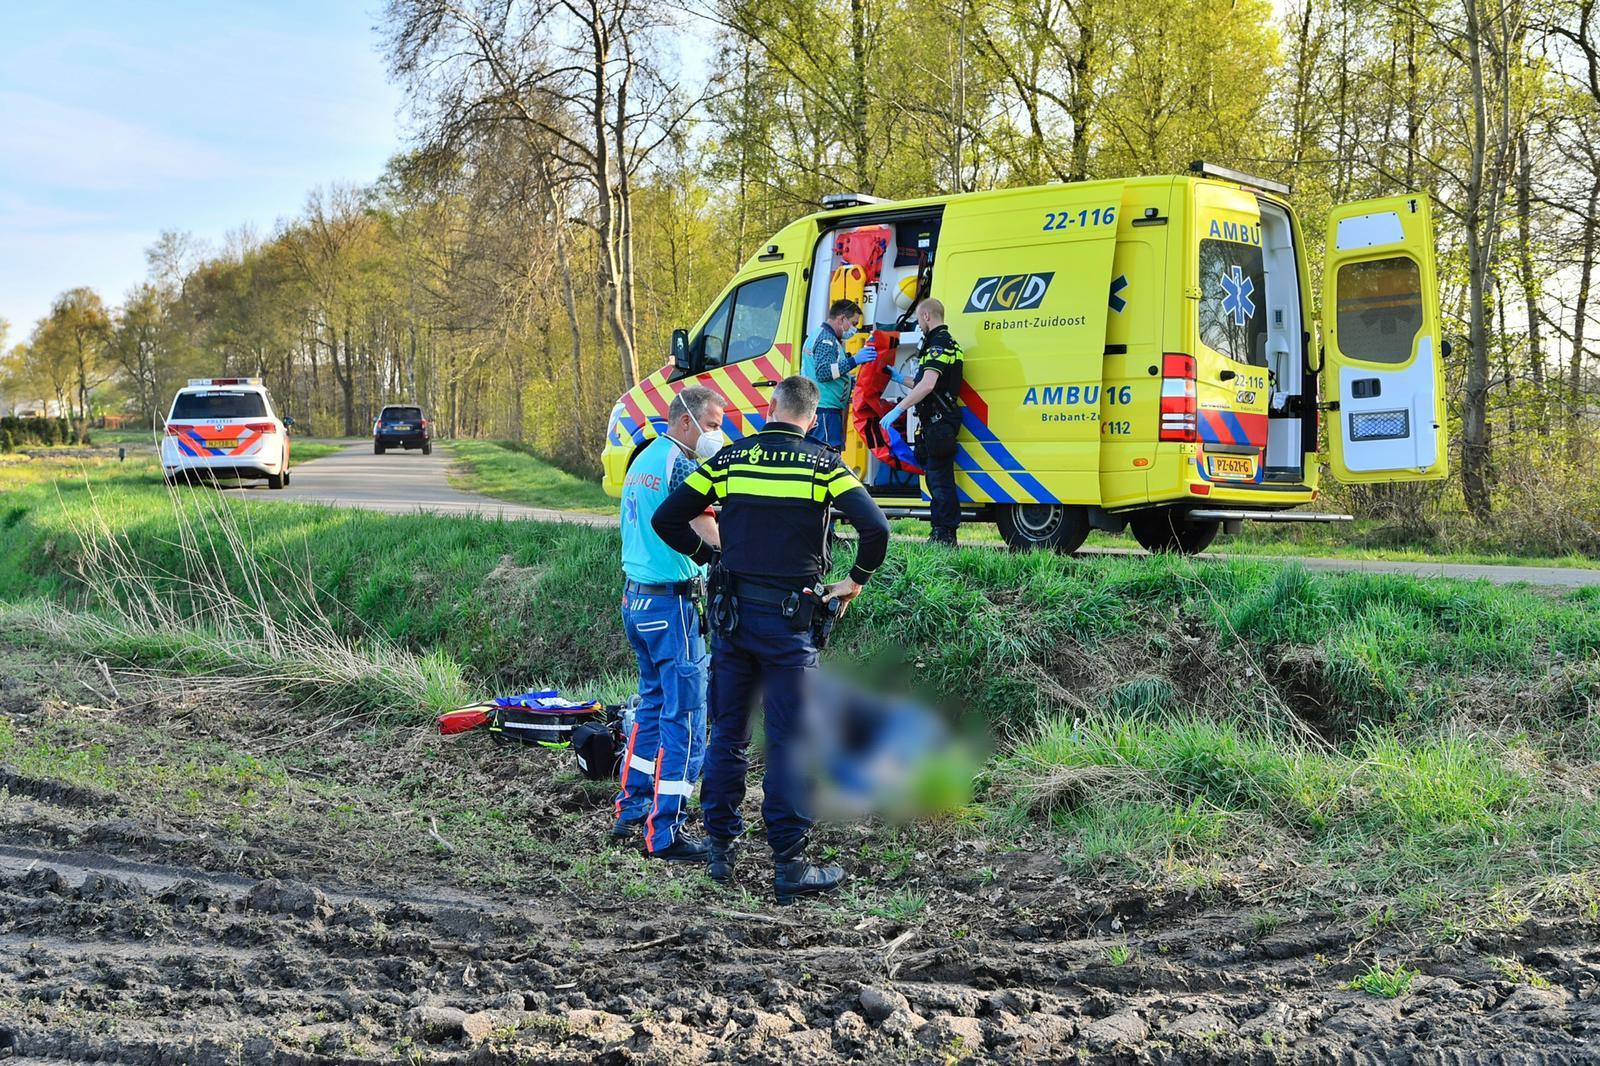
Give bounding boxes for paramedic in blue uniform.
[880,298,965,545]
[800,298,874,451]
[615,385,727,861]
[652,376,892,903]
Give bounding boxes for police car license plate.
[1208,454,1256,480]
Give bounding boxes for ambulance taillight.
[1159,353,1197,443]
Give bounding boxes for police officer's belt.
[624,578,704,597]
[727,575,817,605]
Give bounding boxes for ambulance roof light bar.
[187,377,263,387]
[820,192,893,210]
[1188,160,1291,197]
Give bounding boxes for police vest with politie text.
[651,421,890,636]
[913,324,964,459]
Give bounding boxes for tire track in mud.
[4,836,1600,1064]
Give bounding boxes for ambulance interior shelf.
[808,214,942,490]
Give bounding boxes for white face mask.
[694,428,726,458]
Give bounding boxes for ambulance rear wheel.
[996,504,1089,554]
[1129,509,1220,555]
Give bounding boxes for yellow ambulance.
[601,162,1446,553]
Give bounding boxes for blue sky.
[0,1,405,339]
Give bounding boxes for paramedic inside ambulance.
[881,298,965,545]
[614,385,727,862]
[800,298,873,450]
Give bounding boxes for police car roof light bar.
[187,377,262,387]
[821,192,893,210]
[1187,161,1291,197]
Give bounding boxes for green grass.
[446,439,614,513]
[1089,525,1600,571]
[288,441,344,463]
[1346,961,1418,998]
[992,706,1600,921]
[4,454,1600,926]
[884,519,1600,570]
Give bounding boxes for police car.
[160,378,294,489]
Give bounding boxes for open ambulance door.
[1318,195,1446,480]
[1319,194,1447,483]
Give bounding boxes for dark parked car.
[373,404,432,455]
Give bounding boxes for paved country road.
[269,440,612,527]
[259,441,1600,588]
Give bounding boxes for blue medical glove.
[851,350,877,367]
[882,403,907,426]
[886,367,907,386]
[883,425,919,467]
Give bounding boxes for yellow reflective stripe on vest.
[820,466,862,495]
[723,474,833,502]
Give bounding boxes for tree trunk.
[848,0,871,190]
[534,153,586,419]
[330,318,355,437]
[1571,172,1600,452]
[1069,15,1095,182]
[1458,0,1513,519]
[585,0,637,392]
[1514,130,1545,433]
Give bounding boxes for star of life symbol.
[623,492,639,526]
[1221,265,1256,327]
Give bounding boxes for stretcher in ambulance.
[160,378,295,490]
[602,162,1447,554]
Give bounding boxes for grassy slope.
[3,455,1599,924]
[444,439,1600,569]
[290,441,344,463]
[446,439,615,513]
[886,519,1600,570]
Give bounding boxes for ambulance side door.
[1320,194,1447,483]
[678,270,797,437]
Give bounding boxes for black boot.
[772,840,845,905]
[608,818,642,843]
[708,836,741,884]
[928,527,958,546]
[648,833,710,863]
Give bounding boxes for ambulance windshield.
[172,391,267,419]
[1198,239,1268,367]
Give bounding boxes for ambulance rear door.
[1319,194,1447,483]
[938,182,1125,506]
[1190,182,1274,488]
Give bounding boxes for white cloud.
[0,90,234,192]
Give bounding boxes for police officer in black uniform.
[653,376,891,904]
[879,297,965,544]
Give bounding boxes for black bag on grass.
[487,703,603,748]
[571,719,624,781]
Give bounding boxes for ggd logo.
[964,272,1054,314]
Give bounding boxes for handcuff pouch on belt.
[706,560,738,637]
[782,586,843,650]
